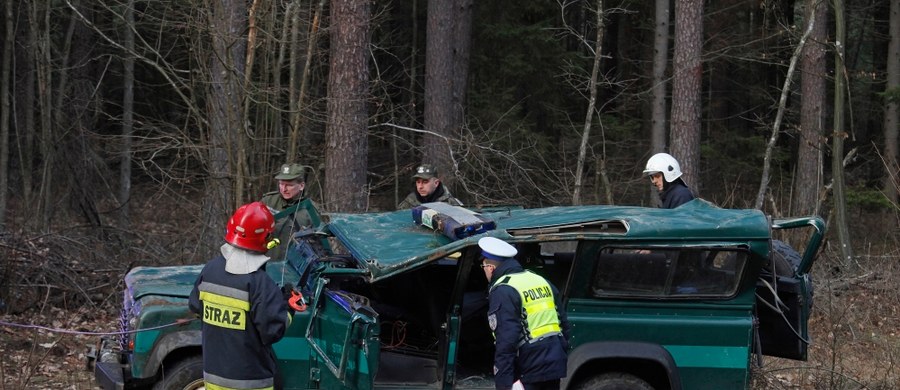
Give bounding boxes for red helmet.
[225,202,275,253]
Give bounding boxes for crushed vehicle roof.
[324,199,770,281]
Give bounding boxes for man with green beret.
[397,163,463,209]
[261,163,315,260]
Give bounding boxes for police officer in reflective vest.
[189,202,292,390]
[479,237,570,390]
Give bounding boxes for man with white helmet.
[643,152,695,208]
[479,237,569,390]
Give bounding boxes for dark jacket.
[188,255,290,389]
[659,179,694,209]
[487,259,569,389]
[397,183,463,209]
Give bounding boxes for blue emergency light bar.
[412,203,496,240]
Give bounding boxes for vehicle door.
[756,216,826,360]
[305,271,380,390]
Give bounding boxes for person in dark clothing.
[261,162,317,260]
[189,202,292,390]
[397,164,463,209]
[643,152,695,208]
[479,237,569,390]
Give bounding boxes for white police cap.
[478,237,517,261]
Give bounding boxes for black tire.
[573,372,655,390]
[152,355,204,390]
[770,239,814,308]
[771,240,802,277]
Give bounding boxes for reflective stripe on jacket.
[188,255,290,390]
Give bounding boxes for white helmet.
[643,153,682,183]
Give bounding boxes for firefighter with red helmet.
[188,202,292,390]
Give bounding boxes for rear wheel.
[573,372,654,390]
[152,355,204,390]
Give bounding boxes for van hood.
[125,262,298,300]
[125,265,204,300]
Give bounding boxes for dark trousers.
[523,379,561,390]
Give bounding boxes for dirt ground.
[0,307,115,389]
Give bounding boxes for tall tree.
[648,0,671,206]
[650,0,670,156]
[884,0,899,204]
[669,0,703,193]
[288,0,325,161]
[35,0,54,231]
[794,0,827,216]
[118,0,135,228]
[16,2,37,211]
[424,0,473,187]
[832,0,854,263]
[62,0,104,228]
[754,4,818,211]
[0,0,12,229]
[203,0,248,243]
[573,0,606,206]
[325,0,370,212]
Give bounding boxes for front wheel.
[573,372,655,390]
[152,355,204,390]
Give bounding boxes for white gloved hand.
[511,380,524,390]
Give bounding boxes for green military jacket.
[260,191,315,261]
[397,185,463,210]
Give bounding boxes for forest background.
[0,0,898,388]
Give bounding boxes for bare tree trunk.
[754,11,816,210]
[289,0,325,161]
[669,0,703,194]
[448,0,473,188]
[36,1,60,232]
[287,2,301,158]
[424,0,454,179]
[63,0,104,228]
[272,1,293,159]
[325,0,370,212]
[203,0,248,246]
[0,0,12,230]
[397,0,420,207]
[16,3,37,208]
[424,0,472,186]
[650,0,669,155]
[794,0,827,216]
[648,0,671,207]
[236,0,264,199]
[573,0,605,206]
[832,0,854,263]
[884,0,900,204]
[118,0,135,229]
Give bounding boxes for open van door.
[306,276,380,389]
[756,216,825,360]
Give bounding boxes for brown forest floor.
[0,193,897,389]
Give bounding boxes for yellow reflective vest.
[491,270,562,341]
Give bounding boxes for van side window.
[590,248,747,298]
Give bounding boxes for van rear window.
[590,248,747,298]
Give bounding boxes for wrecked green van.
[90,199,824,389]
